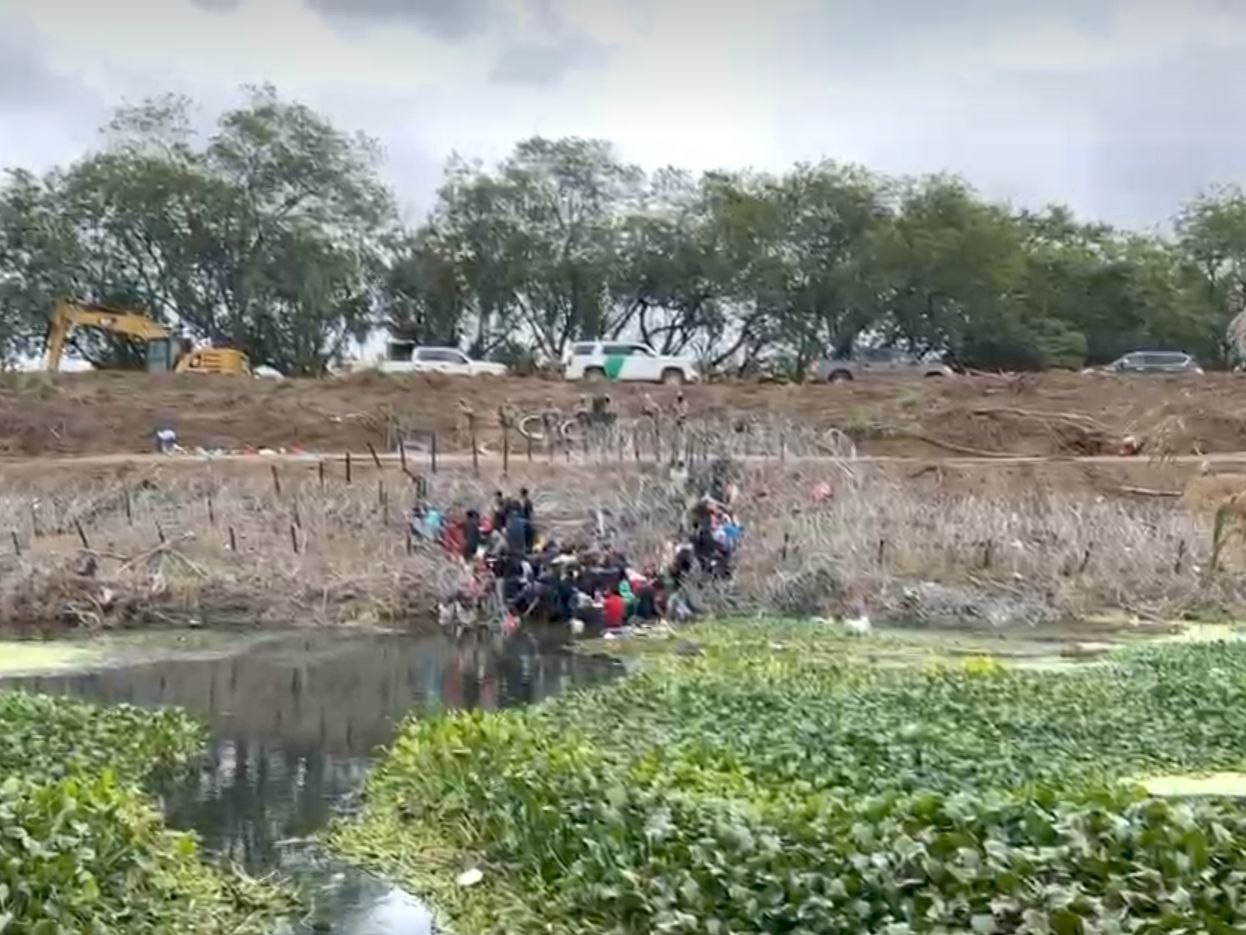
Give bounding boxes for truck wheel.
[661,368,685,386]
[828,370,853,383]
[584,367,606,383]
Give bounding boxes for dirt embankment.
[3,370,1246,459]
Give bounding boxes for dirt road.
[4,450,1243,468]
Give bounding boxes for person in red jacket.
[602,589,626,630]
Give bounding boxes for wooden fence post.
[469,415,479,477]
[1078,544,1093,574]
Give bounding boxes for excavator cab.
[145,337,177,374]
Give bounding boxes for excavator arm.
[46,301,172,372]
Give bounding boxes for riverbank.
[0,452,1240,634]
[332,620,1246,932]
[0,690,294,931]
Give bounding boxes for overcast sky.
[3,0,1246,228]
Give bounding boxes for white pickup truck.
[563,341,699,385]
[379,343,507,377]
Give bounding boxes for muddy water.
[4,630,623,933]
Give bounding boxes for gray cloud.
[304,0,496,40]
[487,0,610,86]
[489,37,608,86]
[10,0,1246,227]
[0,28,92,109]
[1068,42,1246,224]
[0,24,108,172]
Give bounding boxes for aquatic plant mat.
[333,621,1246,933]
[0,690,295,931]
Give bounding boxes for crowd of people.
[415,459,744,638]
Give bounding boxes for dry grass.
[0,448,1238,634]
[0,468,448,632]
[724,462,1228,625]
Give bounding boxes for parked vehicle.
[563,342,698,384]
[1093,351,1203,375]
[810,347,954,383]
[379,343,507,377]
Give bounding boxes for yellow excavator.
[45,300,250,375]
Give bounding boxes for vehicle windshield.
[386,342,414,362]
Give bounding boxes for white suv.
[379,343,507,377]
[563,342,699,385]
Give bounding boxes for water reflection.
[6,630,622,934]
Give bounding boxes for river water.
[4,630,623,933]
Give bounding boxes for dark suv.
[1097,351,1203,375]
[811,348,954,383]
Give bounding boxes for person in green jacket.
[617,572,636,618]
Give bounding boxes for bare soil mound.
[2,369,1245,459]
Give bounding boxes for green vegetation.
[0,691,293,932]
[0,642,101,675]
[335,622,1246,933]
[4,90,1246,373]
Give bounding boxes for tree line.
[3,87,1246,377]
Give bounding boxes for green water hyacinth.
[0,690,295,933]
[333,623,1246,933]
[0,691,205,782]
